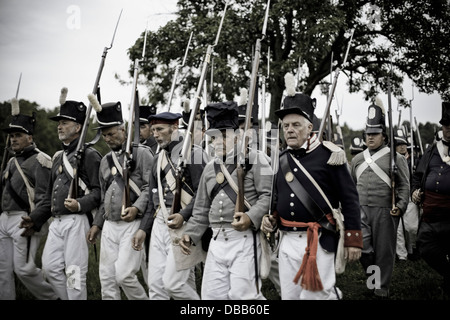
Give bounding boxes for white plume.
[284,72,296,96]
[183,99,190,113]
[59,87,68,105]
[88,93,102,112]
[11,97,20,116]
[238,88,248,106]
[375,96,385,114]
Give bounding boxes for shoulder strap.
[110,151,141,196]
[13,158,35,211]
[279,153,335,233]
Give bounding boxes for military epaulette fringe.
[36,151,52,169]
[323,140,347,166]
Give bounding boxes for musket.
[414,116,424,155]
[387,75,397,211]
[1,73,22,175]
[318,29,354,142]
[167,31,193,111]
[68,9,122,201]
[236,0,270,212]
[409,84,414,172]
[121,24,148,217]
[172,1,229,215]
[260,49,270,155]
[235,0,270,295]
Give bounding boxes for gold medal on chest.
[285,171,294,182]
[58,165,63,174]
[111,166,117,176]
[216,172,225,184]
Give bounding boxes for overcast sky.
[0,0,444,131]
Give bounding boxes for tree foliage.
[126,0,449,122]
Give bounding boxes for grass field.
[13,235,447,300]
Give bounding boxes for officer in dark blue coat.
[262,88,362,300]
[412,101,450,297]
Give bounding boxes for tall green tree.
[126,0,449,122]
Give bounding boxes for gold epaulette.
[322,140,347,165]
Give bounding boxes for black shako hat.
[350,136,365,155]
[394,129,408,146]
[139,105,157,124]
[3,98,36,135]
[365,99,386,134]
[275,73,316,123]
[205,101,239,134]
[94,102,123,129]
[50,87,87,124]
[439,102,450,126]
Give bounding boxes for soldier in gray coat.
[86,98,152,300]
[180,101,272,300]
[350,100,410,298]
[20,89,102,300]
[0,99,58,300]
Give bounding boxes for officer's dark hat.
[365,98,386,134]
[139,105,157,124]
[2,98,36,135]
[439,102,450,126]
[394,129,408,146]
[350,136,365,155]
[275,73,316,123]
[49,87,87,124]
[148,112,182,125]
[204,101,239,135]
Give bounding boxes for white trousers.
[99,219,148,300]
[278,231,341,300]
[0,211,57,300]
[201,228,266,300]
[42,214,89,300]
[147,214,199,300]
[396,201,420,259]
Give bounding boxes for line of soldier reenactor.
[1,82,449,300]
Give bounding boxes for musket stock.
[387,75,397,210]
[121,23,147,216]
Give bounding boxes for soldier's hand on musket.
[390,206,402,217]
[167,213,184,229]
[132,229,146,251]
[232,212,252,231]
[180,234,192,255]
[64,198,80,212]
[344,247,361,262]
[87,225,100,245]
[19,216,35,237]
[412,189,423,205]
[261,214,277,234]
[121,206,139,222]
